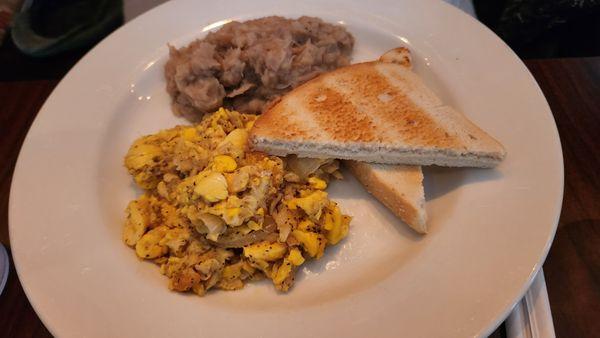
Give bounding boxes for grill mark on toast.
[251,100,313,141]
[376,63,442,109]
[330,63,460,148]
[323,71,399,143]
[302,82,377,142]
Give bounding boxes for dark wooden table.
[1,58,598,337]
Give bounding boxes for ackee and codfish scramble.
[122,108,350,295]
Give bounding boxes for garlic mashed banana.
[122,108,351,295]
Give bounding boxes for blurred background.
[0,0,599,82]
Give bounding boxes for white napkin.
[506,269,556,338]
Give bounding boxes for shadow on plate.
[423,165,504,201]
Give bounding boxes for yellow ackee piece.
[135,226,169,259]
[210,107,229,128]
[124,144,162,170]
[245,119,255,130]
[159,227,190,255]
[256,207,265,216]
[286,190,328,221]
[221,263,243,280]
[287,248,305,266]
[225,170,249,193]
[243,241,287,261]
[247,220,262,231]
[123,198,150,246]
[222,128,248,150]
[272,259,292,285]
[291,229,326,259]
[323,203,350,245]
[308,176,327,190]
[297,219,315,232]
[194,172,228,202]
[212,155,237,173]
[181,127,200,142]
[251,258,269,271]
[224,207,241,221]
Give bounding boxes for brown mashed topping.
[165,16,354,121]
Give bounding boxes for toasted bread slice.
[249,49,506,168]
[378,46,412,67]
[346,161,427,233]
[345,48,426,233]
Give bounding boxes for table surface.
[1,57,598,338]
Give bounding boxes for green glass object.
[11,0,123,57]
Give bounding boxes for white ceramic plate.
[0,244,8,295]
[9,0,563,337]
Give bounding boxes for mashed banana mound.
[123,108,350,295]
[165,16,354,121]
